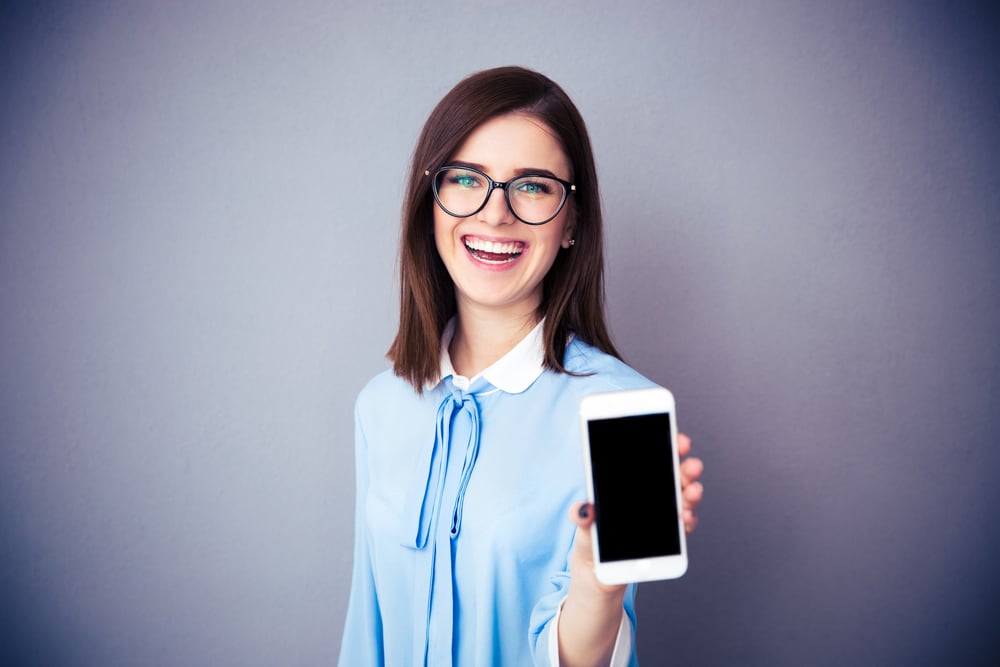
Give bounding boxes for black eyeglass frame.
[425,165,576,226]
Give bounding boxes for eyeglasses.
[426,165,575,225]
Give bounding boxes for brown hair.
[387,66,621,390]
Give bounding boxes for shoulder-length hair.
[388,66,620,390]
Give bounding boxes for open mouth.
[463,236,525,264]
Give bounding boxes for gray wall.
[2,2,997,665]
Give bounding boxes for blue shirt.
[339,321,657,666]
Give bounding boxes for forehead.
[451,113,571,177]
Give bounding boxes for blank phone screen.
[588,412,682,562]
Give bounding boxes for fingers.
[683,508,699,534]
[680,456,704,487]
[677,433,703,487]
[677,433,703,536]
[678,432,692,457]
[683,481,703,509]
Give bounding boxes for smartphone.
[579,386,687,584]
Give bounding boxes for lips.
[463,236,525,264]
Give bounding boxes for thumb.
[568,501,625,595]
[569,501,596,558]
[570,501,595,530]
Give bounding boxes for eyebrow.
[448,160,566,180]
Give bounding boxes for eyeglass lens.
[433,168,567,224]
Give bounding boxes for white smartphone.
[579,386,688,585]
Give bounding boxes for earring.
[569,239,576,246]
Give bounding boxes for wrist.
[566,578,626,614]
[558,586,627,667]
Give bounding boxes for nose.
[476,183,515,226]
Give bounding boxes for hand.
[559,434,703,666]
[568,432,704,584]
[560,501,627,667]
[568,500,627,597]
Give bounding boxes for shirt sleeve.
[337,403,384,666]
[531,575,639,667]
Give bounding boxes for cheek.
[534,228,570,275]
[432,209,444,239]
[433,211,455,251]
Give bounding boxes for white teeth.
[464,238,524,255]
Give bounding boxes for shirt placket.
[400,382,483,666]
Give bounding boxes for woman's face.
[433,112,575,319]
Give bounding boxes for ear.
[561,217,577,249]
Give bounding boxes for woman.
[340,66,704,666]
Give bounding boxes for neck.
[449,301,540,378]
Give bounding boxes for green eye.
[514,178,554,198]
[450,172,480,188]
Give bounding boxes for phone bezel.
[579,386,688,584]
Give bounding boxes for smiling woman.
[339,66,704,667]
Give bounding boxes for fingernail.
[578,503,590,519]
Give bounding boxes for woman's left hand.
[559,433,703,664]
[568,432,704,589]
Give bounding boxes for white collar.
[432,318,546,394]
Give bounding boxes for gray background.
[2,1,998,665]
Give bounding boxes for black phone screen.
[587,411,682,562]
